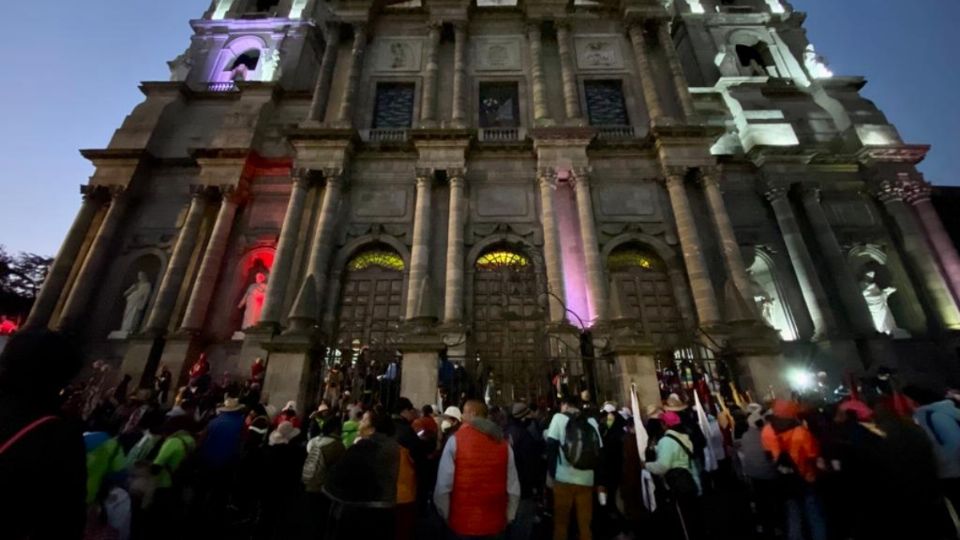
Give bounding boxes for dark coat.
[504,417,544,498]
[326,432,400,505]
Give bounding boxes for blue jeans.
[784,485,826,540]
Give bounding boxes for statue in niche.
[749,276,776,328]
[238,271,268,330]
[261,49,282,81]
[861,270,903,336]
[120,272,152,333]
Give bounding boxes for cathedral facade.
[27,0,960,410]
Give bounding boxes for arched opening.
[254,0,280,13]
[229,49,261,72]
[233,249,274,333]
[469,245,551,405]
[746,249,798,341]
[849,249,911,338]
[735,43,778,77]
[607,245,683,345]
[107,254,163,336]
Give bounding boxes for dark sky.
[0,0,957,256]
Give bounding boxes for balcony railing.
[205,81,239,93]
[361,128,409,143]
[595,125,638,140]
[478,127,525,142]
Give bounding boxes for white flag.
[631,385,656,512]
[693,390,718,472]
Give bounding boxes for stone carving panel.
[825,199,877,228]
[374,39,424,72]
[575,37,624,70]
[352,188,409,219]
[596,183,656,218]
[474,38,522,72]
[474,185,531,219]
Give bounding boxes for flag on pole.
[693,390,718,472]
[729,382,745,408]
[631,384,656,512]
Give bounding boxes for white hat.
[619,407,633,419]
[217,397,245,413]
[269,421,301,446]
[602,401,617,414]
[282,400,297,412]
[442,406,463,422]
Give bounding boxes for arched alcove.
[745,248,798,341]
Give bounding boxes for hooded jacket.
[434,417,521,536]
[914,399,960,479]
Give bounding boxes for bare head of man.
[462,399,488,424]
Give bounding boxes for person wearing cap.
[273,400,302,429]
[198,395,247,473]
[259,421,305,539]
[761,400,826,540]
[435,400,521,539]
[546,395,603,540]
[440,406,463,450]
[504,402,543,540]
[645,410,704,539]
[738,404,779,538]
[664,393,707,462]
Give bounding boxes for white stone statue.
[261,49,282,82]
[861,270,901,335]
[120,272,152,333]
[749,276,776,328]
[803,44,833,80]
[238,272,268,330]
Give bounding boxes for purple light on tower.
[554,177,591,328]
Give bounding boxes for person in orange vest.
[434,399,521,539]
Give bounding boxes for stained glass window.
[348,250,405,272]
[584,80,629,127]
[607,249,662,272]
[476,250,529,271]
[372,83,415,128]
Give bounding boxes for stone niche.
[373,38,424,72]
[574,36,625,71]
[473,37,523,72]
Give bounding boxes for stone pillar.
[764,184,835,338]
[406,171,434,320]
[556,21,582,124]
[306,24,341,123]
[700,169,755,314]
[420,22,442,127]
[527,23,551,126]
[538,171,567,323]
[572,169,608,323]
[144,187,209,334]
[663,170,721,327]
[25,187,102,330]
[335,23,367,127]
[451,22,469,128]
[57,187,129,330]
[291,170,344,325]
[627,19,665,123]
[443,170,466,324]
[657,22,697,120]
[903,178,960,305]
[799,185,876,335]
[876,180,960,329]
[260,171,312,328]
[180,188,241,332]
[609,335,660,410]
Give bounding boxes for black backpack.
[562,412,602,470]
[663,434,699,498]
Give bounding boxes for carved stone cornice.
[901,178,933,205]
[873,179,904,205]
[857,144,930,166]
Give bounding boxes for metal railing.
[361,128,409,143]
[205,81,238,93]
[478,127,525,142]
[595,125,638,140]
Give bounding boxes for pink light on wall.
[554,179,591,328]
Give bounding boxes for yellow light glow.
[348,250,405,272]
[476,250,529,271]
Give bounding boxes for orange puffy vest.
[449,423,509,536]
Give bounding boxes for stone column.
[443,170,466,324]
[306,24,341,123]
[451,22,469,128]
[556,21,582,124]
[903,178,960,304]
[57,187,129,330]
[25,187,102,329]
[292,170,344,325]
[406,171,434,320]
[663,169,721,327]
[144,187,209,334]
[527,23,551,125]
[799,185,876,335]
[260,171,313,327]
[628,19,665,123]
[420,22,442,127]
[876,180,960,329]
[700,169,754,312]
[335,23,367,127]
[572,169,608,323]
[657,22,697,120]
[538,171,567,323]
[180,188,241,332]
[764,184,835,338]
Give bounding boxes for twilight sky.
[0,0,957,257]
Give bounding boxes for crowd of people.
[3,328,960,540]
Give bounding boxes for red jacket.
[449,423,509,536]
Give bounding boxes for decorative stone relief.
[374,39,424,72]
[575,37,624,70]
[352,188,409,219]
[596,183,656,218]
[474,38,522,72]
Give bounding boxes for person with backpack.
[0,330,86,539]
[302,417,346,538]
[546,395,603,540]
[645,410,703,539]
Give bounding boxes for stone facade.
[28,0,960,411]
